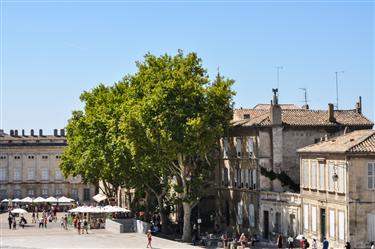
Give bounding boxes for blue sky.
[1,1,374,133]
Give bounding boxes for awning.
[92,193,107,203]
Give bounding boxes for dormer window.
[243,114,250,119]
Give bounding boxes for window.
[236,138,242,158]
[27,168,35,180]
[223,138,229,159]
[311,161,317,189]
[303,160,309,188]
[368,162,375,189]
[0,155,6,159]
[83,188,90,201]
[249,204,255,228]
[303,204,309,231]
[0,189,7,199]
[328,162,335,191]
[55,155,61,159]
[337,163,345,193]
[252,169,257,189]
[27,189,34,197]
[42,188,48,197]
[275,212,281,233]
[0,168,7,181]
[28,155,35,159]
[41,169,49,180]
[338,211,345,241]
[13,189,21,198]
[55,169,63,180]
[14,168,21,181]
[236,168,241,188]
[71,188,78,200]
[247,137,254,158]
[237,201,243,225]
[56,189,62,196]
[42,155,48,159]
[329,209,335,238]
[248,169,252,189]
[368,214,375,242]
[312,206,317,232]
[241,169,246,188]
[319,162,325,190]
[225,167,230,186]
[14,155,21,159]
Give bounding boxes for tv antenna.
[299,88,308,106]
[276,66,283,91]
[335,71,344,110]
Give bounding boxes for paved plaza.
[0,213,198,249]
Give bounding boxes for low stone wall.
[105,218,150,234]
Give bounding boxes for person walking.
[287,235,294,249]
[32,212,36,223]
[345,242,351,249]
[146,229,152,248]
[12,217,16,230]
[39,217,44,228]
[82,219,89,234]
[323,238,329,249]
[221,232,228,249]
[239,233,247,249]
[8,215,12,230]
[64,215,68,230]
[44,216,47,228]
[311,238,317,249]
[77,218,81,235]
[277,234,283,249]
[371,242,374,249]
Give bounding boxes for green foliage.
[259,166,300,192]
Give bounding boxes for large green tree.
[60,83,134,198]
[127,51,235,241]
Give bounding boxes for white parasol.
[11,208,28,214]
[45,196,58,203]
[1,199,9,203]
[12,198,21,202]
[20,197,33,203]
[33,197,46,203]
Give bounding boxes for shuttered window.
[223,138,229,159]
[303,160,309,188]
[311,161,317,189]
[368,214,375,242]
[304,204,309,231]
[368,162,375,189]
[236,138,242,158]
[328,162,335,191]
[247,137,254,158]
[329,209,335,238]
[312,206,317,232]
[249,204,255,228]
[338,211,345,241]
[319,162,325,190]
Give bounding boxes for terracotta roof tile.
[297,129,375,153]
[232,108,373,128]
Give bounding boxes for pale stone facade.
[298,130,375,248]
[0,129,96,203]
[214,91,373,240]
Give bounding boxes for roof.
[232,108,374,128]
[253,104,302,110]
[297,129,375,154]
[0,134,67,147]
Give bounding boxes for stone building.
[214,89,373,239]
[0,129,96,203]
[298,129,375,248]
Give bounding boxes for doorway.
[320,208,326,241]
[263,210,269,239]
[225,201,230,226]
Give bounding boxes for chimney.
[302,104,309,110]
[328,103,335,122]
[22,129,25,136]
[0,129,4,136]
[355,96,362,114]
[54,129,58,136]
[39,129,43,136]
[14,129,18,137]
[10,130,14,136]
[270,89,282,125]
[30,129,34,136]
[60,129,65,137]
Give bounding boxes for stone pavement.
[0,212,198,249]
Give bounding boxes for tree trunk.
[144,190,150,222]
[156,195,168,234]
[182,201,193,242]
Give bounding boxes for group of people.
[35,209,57,228]
[7,213,27,229]
[221,232,258,249]
[73,215,89,235]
